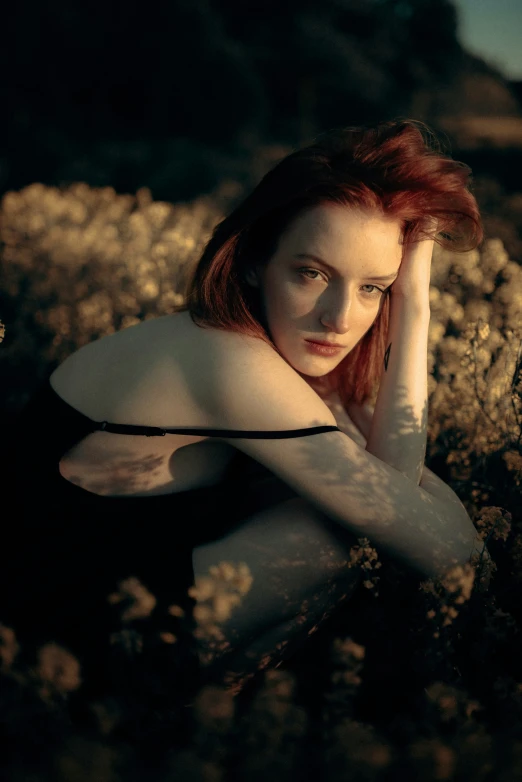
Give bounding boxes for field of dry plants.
[0,182,521,781]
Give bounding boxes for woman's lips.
[305,340,343,356]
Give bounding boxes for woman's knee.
[191,493,362,624]
[190,493,362,675]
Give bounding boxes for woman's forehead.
[281,204,403,256]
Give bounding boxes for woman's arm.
[364,293,430,485]
[363,223,436,484]
[346,398,469,512]
[346,396,492,573]
[206,331,490,579]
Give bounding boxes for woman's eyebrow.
[294,253,398,281]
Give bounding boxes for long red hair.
[174,119,483,407]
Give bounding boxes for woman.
[3,119,489,719]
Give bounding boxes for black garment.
[2,379,340,713]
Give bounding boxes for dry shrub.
[1,182,522,781]
[0,183,223,403]
[427,239,522,514]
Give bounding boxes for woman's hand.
[391,217,438,299]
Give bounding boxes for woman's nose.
[319,292,353,333]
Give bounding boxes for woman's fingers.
[419,216,439,234]
[392,217,438,298]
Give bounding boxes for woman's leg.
[191,494,363,693]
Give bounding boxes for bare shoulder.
[193,326,338,432]
[190,321,287,369]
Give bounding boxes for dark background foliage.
[2,0,522,204]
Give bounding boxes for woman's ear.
[244,267,260,287]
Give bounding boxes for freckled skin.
[244,203,402,382]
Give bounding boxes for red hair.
[175,119,483,408]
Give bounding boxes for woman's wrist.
[389,291,431,331]
[390,288,431,314]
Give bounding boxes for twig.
[471,327,497,430]
[509,337,522,450]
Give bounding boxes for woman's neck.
[295,372,335,400]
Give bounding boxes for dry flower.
[107,576,157,621]
[188,560,254,666]
[0,623,19,671]
[36,642,82,696]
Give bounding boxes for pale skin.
[244,203,403,380]
[191,205,489,693]
[192,394,471,696]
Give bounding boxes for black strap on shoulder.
[96,422,341,438]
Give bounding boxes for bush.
[1,182,521,781]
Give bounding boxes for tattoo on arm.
[384,342,391,371]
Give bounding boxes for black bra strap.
[96,421,341,438]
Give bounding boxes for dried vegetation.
[0,182,521,781]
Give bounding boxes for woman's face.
[245,203,403,379]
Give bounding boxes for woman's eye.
[298,268,324,282]
[361,284,385,297]
[298,269,385,297]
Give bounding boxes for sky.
[453,0,522,80]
